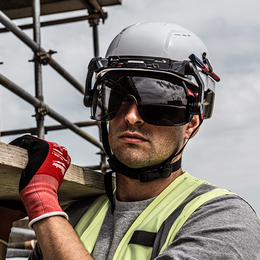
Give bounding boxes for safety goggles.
[91,70,197,126]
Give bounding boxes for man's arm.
[33,216,93,260]
[9,135,93,260]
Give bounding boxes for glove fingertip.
[9,136,23,146]
[9,134,31,148]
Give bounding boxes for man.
[1,22,260,259]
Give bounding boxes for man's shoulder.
[199,193,258,217]
[178,192,260,238]
[156,193,260,259]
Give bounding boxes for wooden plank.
[0,142,107,206]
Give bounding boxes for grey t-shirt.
[93,194,260,260]
[29,191,260,259]
[93,195,155,260]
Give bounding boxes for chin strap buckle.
[138,158,182,182]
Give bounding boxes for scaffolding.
[0,0,122,172]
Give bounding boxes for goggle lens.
[92,75,191,126]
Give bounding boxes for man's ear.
[184,115,201,140]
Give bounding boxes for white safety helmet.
[84,22,220,186]
[106,22,207,62]
[85,22,219,123]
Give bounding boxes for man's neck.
[116,168,183,202]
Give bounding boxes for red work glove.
[0,201,27,246]
[10,135,71,229]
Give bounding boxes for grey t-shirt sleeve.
[155,195,260,260]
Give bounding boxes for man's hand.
[10,135,71,229]
[0,201,27,259]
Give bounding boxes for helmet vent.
[174,33,191,37]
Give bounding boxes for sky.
[1,0,260,228]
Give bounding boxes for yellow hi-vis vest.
[75,172,234,260]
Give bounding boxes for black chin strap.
[108,155,182,182]
[104,156,182,213]
[104,170,115,212]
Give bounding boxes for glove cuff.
[20,175,67,226]
[28,211,69,230]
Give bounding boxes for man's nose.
[124,100,144,125]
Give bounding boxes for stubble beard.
[109,124,184,169]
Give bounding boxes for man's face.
[108,99,186,169]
